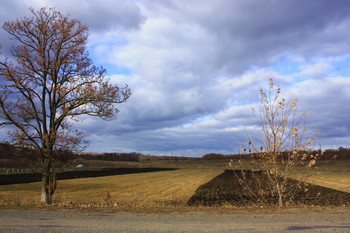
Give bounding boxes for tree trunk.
[41,174,52,204]
[41,172,57,204]
[276,182,283,207]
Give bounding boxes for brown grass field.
[0,159,349,210]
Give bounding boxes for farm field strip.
[302,172,350,193]
[0,168,223,208]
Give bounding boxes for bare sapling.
[230,78,320,207]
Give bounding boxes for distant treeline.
[201,153,241,160]
[0,143,30,159]
[77,152,199,162]
[321,147,350,160]
[200,147,350,160]
[1,143,349,164]
[139,155,199,161]
[77,152,142,162]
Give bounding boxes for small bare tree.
[230,78,320,207]
[0,8,131,204]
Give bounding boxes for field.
[0,159,349,210]
[289,159,350,193]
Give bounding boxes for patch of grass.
[286,159,350,193]
[0,168,222,209]
[303,172,350,193]
[0,182,41,206]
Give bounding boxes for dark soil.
[187,170,350,207]
[0,168,176,185]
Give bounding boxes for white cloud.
[1,0,350,156]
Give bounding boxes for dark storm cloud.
[0,0,145,32]
[0,0,145,56]
[177,0,350,74]
[52,0,146,32]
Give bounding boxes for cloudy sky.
[1,0,350,156]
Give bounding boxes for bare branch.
[0,7,131,204]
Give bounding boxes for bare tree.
[0,7,131,204]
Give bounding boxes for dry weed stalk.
[230,78,321,207]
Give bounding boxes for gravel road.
[0,208,349,233]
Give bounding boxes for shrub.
[230,78,322,207]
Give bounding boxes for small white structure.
[76,164,85,168]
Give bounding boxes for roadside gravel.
[0,208,349,233]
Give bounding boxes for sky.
[0,0,349,157]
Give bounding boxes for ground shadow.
[187,170,350,206]
[0,168,177,185]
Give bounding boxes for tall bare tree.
[0,7,131,204]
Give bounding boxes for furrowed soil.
[188,170,350,207]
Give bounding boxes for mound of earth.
[187,170,350,207]
[0,168,176,185]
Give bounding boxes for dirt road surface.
[0,208,349,232]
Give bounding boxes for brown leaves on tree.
[0,7,131,204]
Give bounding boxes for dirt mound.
[0,168,176,185]
[187,170,350,207]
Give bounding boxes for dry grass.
[288,159,350,193]
[0,159,348,209]
[0,168,222,209]
[301,172,350,193]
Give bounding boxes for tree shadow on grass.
[187,170,350,207]
[0,168,177,185]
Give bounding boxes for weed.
[230,78,328,207]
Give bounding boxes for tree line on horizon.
[1,142,349,164]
